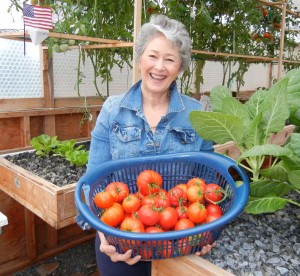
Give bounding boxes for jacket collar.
[120,80,185,114]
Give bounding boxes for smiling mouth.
[150,73,166,81]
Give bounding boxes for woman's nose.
[154,58,165,70]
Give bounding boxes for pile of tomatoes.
[94,169,227,238]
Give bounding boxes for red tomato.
[120,217,145,233]
[145,226,164,247]
[262,9,268,17]
[186,185,205,203]
[140,247,153,260]
[168,186,187,207]
[136,170,163,195]
[186,177,207,190]
[176,183,188,193]
[174,218,195,231]
[154,192,171,209]
[205,183,224,204]
[206,204,223,216]
[138,205,160,226]
[177,238,192,255]
[205,213,222,223]
[141,194,157,206]
[176,205,188,219]
[105,182,129,203]
[159,206,179,230]
[100,202,124,227]
[122,194,141,213]
[159,240,174,258]
[94,191,114,209]
[187,202,207,224]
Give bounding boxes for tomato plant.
[122,194,141,213]
[136,170,163,195]
[100,202,124,227]
[105,182,129,203]
[138,204,160,226]
[159,206,179,230]
[187,202,207,224]
[94,191,114,209]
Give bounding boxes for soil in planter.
[4,142,90,187]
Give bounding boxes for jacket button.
[154,141,160,147]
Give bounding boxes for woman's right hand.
[98,231,142,265]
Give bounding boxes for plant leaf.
[245,197,288,214]
[259,164,289,182]
[237,144,292,162]
[221,97,250,127]
[288,170,300,189]
[245,88,268,119]
[210,85,232,112]
[284,69,300,126]
[189,111,244,145]
[261,78,290,135]
[250,180,292,197]
[243,113,265,147]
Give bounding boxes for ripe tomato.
[141,194,157,206]
[199,231,214,247]
[168,186,187,207]
[186,185,205,203]
[186,177,206,190]
[159,206,179,230]
[140,247,153,260]
[154,192,171,209]
[205,213,222,223]
[159,240,174,258]
[136,170,163,195]
[105,182,129,203]
[177,238,192,255]
[138,205,160,226]
[120,217,145,233]
[263,32,271,39]
[100,202,124,227]
[176,205,188,219]
[94,191,114,209]
[206,204,223,216]
[122,194,141,213]
[145,226,164,246]
[187,202,207,224]
[262,9,268,17]
[176,183,188,193]
[174,218,195,231]
[205,183,224,204]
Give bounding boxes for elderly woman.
[83,14,215,276]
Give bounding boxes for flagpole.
[23,23,26,55]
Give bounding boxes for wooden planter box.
[0,155,78,229]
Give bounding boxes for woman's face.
[139,34,181,96]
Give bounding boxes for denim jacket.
[76,80,213,229]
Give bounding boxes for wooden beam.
[24,209,36,260]
[132,0,142,83]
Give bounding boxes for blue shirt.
[77,80,213,229]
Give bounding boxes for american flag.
[23,4,53,30]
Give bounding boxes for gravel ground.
[5,149,300,276]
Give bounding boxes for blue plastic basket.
[75,152,249,259]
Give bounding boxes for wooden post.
[24,209,37,259]
[132,0,142,84]
[277,0,287,79]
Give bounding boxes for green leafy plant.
[189,69,300,214]
[30,134,59,157]
[30,135,88,167]
[65,149,89,167]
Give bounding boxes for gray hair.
[135,14,191,72]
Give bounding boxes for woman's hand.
[98,232,141,265]
[195,242,217,256]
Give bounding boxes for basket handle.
[75,179,102,230]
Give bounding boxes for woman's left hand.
[195,242,217,256]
